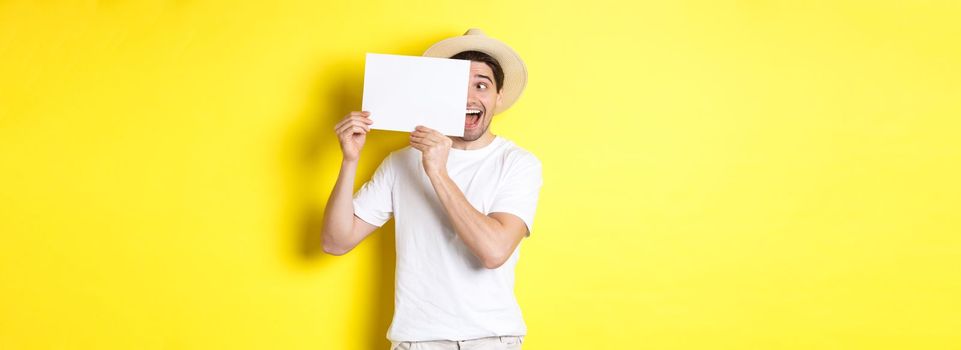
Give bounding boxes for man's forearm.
[321,160,359,252]
[426,169,510,268]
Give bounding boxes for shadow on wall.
[281,34,453,350]
[284,58,406,350]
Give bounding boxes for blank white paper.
[362,53,470,137]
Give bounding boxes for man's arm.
[321,159,378,255]
[427,170,529,269]
[410,126,528,269]
[321,111,378,256]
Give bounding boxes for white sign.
[362,53,470,136]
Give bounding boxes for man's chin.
[459,131,481,141]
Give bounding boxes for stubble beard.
[461,119,489,141]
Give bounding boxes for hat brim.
[423,33,527,115]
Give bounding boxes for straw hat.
[423,28,527,115]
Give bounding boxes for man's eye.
[477,83,487,90]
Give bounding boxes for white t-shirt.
[352,135,543,342]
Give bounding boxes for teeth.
[466,109,481,114]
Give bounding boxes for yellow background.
[2,0,959,349]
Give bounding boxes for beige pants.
[390,335,524,350]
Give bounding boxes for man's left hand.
[410,125,452,176]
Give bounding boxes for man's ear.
[496,92,503,108]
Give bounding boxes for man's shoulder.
[373,145,421,175]
[496,137,541,168]
[377,145,418,163]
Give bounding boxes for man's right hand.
[334,111,373,162]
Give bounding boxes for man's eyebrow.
[474,74,493,83]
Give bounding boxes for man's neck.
[451,131,496,150]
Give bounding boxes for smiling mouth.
[465,108,483,129]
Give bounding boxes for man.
[321,29,542,349]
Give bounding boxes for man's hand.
[322,111,378,256]
[334,111,373,162]
[409,125,452,175]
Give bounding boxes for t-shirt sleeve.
[352,154,394,227]
[489,153,543,237]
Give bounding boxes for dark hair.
[450,51,504,92]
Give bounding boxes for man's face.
[462,61,502,141]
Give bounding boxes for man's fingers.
[336,113,373,130]
[410,133,437,146]
[410,132,434,142]
[411,128,441,137]
[337,116,372,129]
[425,132,449,145]
[337,122,368,138]
[410,131,440,144]
[355,112,373,124]
[409,134,429,145]
[340,119,371,133]
[334,117,351,131]
[415,126,443,139]
[411,131,452,148]
[413,126,444,140]
[335,122,355,137]
[409,140,427,152]
[339,126,365,139]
